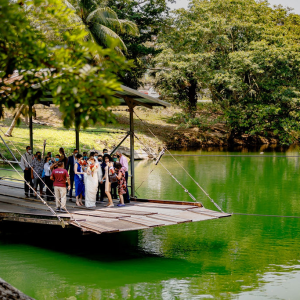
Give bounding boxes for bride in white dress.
[85,157,98,208]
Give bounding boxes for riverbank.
[0,103,287,159]
[0,277,34,300]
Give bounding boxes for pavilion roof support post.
[75,128,80,151]
[110,132,130,156]
[129,107,135,198]
[29,104,33,152]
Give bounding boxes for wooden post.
[110,133,130,156]
[75,128,80,151]
[29,105,33,151]
[129,108,135,198]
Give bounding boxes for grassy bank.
[0,103,232,160]
[0,105,180,160]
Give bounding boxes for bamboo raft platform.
[0,180,231,234]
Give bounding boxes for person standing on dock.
[44,156,54,201]
[47,152,54,162]
[66,149,78,200]
[31,152,44,198]
[85,157,98,208]
[94,152,103,203]
[20,146,33,198]
[102,155,114,207]
[97,156,106,203]
[51,161,71,213]
[116,151,130,203]
[59,148,68,170]
[74,154,85,207]
[114,163,126,207]
[83,152,88,161]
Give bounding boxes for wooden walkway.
[0,180,231,234]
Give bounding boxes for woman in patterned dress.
[114,163,126,207]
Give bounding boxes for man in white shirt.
[20,146,34,197]
[116,151,130,203]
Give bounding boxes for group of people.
[20,146,130,213]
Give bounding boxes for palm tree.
[65,0,139,54]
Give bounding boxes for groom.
[66,148,78,199]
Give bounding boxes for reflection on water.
[1,147,300,299]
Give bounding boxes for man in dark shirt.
[66,149,78,199]
[97,158,106,202]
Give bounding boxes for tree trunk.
[5,104,25,137]
[188,78,198,115]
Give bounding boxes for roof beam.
[115,93,153,109]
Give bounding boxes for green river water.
[0,147,300,299]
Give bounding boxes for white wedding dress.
[85,168,98,208]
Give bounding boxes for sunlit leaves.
[154,0,300,144]
[0,0,129,130]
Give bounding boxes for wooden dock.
[0,180,231,234]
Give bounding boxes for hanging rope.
[133,132,203,205]
[0,130,82,228]
[133,110,224,213]
[159,161,202,204]
[0,151,65,226]
[232,213,300,218]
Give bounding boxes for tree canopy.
[108,0,173,89]
[154,0,300,144]
[65,0,139,55]
[0,0,129,130]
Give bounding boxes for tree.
[154,0,300,144]
[65,0,139,55]
[4,105,25,137]
[0,0,129,132]
[107,0,174,89]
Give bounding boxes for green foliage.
[108,0,174,88]
[154,0,300,144]
[169,102,224,130]
[0,0,129,130]
[66,0,139,55]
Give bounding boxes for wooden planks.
[0,180,231,234]
[67,209,129,219]
[74,221,119,234]
[136,198,203,207]
[135,202,199,210]
[188,207,231,218]
[147,214,191,224]
[101,207,157,216]
[121,216,171,227]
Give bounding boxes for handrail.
[0,160,20,164]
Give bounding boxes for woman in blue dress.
[74,154,85,206]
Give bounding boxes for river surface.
[1,147,300,299]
